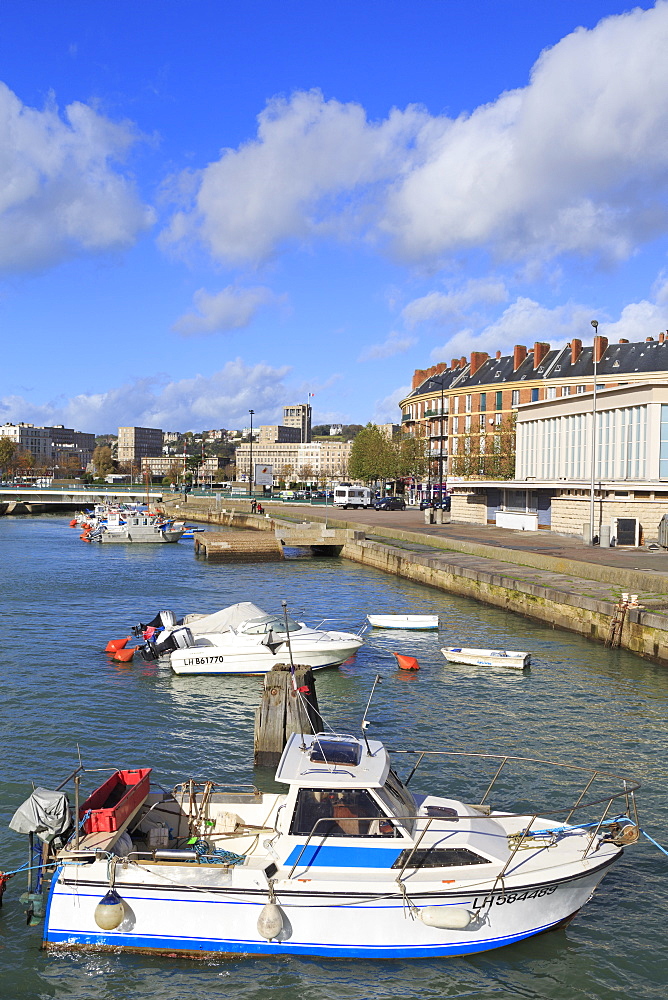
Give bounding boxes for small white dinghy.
[441,647,531,670]
[367,614,439,630]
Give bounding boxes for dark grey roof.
[409,339,668,397]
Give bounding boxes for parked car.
[373,496,406,510]
[419,496,451,511]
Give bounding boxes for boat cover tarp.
[9,788,71,843]
[183,602,267,634]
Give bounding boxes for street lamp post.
[438,379,445,497]
[589,320,599,546]
[248,409,254,497]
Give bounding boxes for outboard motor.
[139,626,195,660]
[132,610,178,637]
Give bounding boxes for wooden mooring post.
[254,664,324,766]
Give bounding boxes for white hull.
[99,528,184,544]
[170,634,362,674]
[442,647,531,670]
[368,614,438,630]
[44,852,615,958]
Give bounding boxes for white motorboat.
[87,510,185,544]
[441,647,531,670]
[8,728,640,959]
[367,614,439,630]
[135,602,364,674]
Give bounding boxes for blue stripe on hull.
[45,918,564,958]
[283,844,403,867]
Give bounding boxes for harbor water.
[1,514,667,999]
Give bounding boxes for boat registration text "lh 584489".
[471,884,557,908]
[181,655,225,666]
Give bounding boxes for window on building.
[511,389,520,406]
[479,392,486,412]
[479,414,486,430]
[465,394,472,412]
[562,386,571,396]
[453,396,459,414]
[451,417,459,434]
[547,387,557,400]
[495,390,503,410]
[494,413,503,427]
[531,388,539,402]
[577,385,586,394]
[464,415,471,433]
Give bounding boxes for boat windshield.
[378,770,417,834]
[289,788,400,838]
[240,615,300,635]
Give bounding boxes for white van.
[333,485,373,509]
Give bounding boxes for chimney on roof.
[496,350,501,360]
[470,351,488,376]
[594,335,608,364]
[435,362,447,374]
[451,358,459,369]
[412,368,428,390]
[533,342,550,369]
[513,345,527,371]
[647,336,654,342]
[659,333,665,344]
[619,338,629,344]
[571,339,582,364]
[460,356,467,368]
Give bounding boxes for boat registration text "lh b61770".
[181,655,225,666]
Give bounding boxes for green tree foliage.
[349,424,396,483]
[92,445,115,476]
[0,436,17,472]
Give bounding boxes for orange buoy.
[112,647,135,663]
[392,652,420,671]
[105,637,130,653]
[79,533,90,541]
[69,519,78,527]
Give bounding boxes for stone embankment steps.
[164,497,668,665]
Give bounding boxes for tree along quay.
[167,497,668,668]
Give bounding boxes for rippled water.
[1,515,667,999]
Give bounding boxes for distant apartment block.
[118,426,163,463]
[0,422,52,462]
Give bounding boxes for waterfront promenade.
[169,495,668,666]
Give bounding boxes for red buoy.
[69,519,78,527]
[112,648,135,663]
[393,652,420,671]
[105,637,130,653]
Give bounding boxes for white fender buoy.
[420,905,471,930]
[257,901,284,940]
[94,889,125,930]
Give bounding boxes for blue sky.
[2,0,668,434]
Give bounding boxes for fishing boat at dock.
[132,602,364,674]
[5,727,641,959]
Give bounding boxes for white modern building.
[0,423,52,463]
[448,383,668,543]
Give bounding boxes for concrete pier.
[194,530,284,561]
[164,496,668,667]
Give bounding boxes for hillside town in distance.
[4,329,668,544]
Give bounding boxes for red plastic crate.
[80,768,152,834]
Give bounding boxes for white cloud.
[384,3,668,263]
[0,82,154,272]
[173,285,278,336]
[0,360,293,432]
[372,384,411,423]
[599,300,668,343]
[161,88,427,264]
[162,4,668,271]
[402,279,509,328]
[429,297,595,362]
[358,331,417,362]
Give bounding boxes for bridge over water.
[0,486,164,515]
